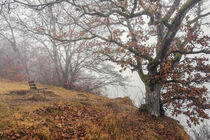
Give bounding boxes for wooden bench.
[28,81,47,95]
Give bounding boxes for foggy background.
[0,0,209,139]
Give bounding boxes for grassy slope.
[0,79,190,140]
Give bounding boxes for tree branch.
[158,0,202,61]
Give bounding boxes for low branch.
[170,49,210,55]
[13,0,65,10]
[191,11,210,24]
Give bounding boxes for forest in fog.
[0,1,210,139]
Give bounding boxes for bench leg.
[43,90,46,99]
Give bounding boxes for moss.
[173,52,182,62]
[138,71,157,91]
[138,71,151,85]
[179,0,193,12]
[148,58,156,68]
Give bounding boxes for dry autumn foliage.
[0,79,190,139]
[0,0,209,127]
[0,98,191,140]
[0,57,27,81]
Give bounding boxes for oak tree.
[8,0,210,125]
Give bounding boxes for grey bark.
[145,83,161,117]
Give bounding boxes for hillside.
[0,79,190,140]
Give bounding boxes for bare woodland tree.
[1,0,210,125]
[0,5,30,79]
[0,0,127,94]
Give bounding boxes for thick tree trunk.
[137,70,162,116]
[145,83,161,117]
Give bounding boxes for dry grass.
[0,78,190,140]
[0,79,28,94]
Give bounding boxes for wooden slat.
[28,81,37,90]
[30,87,37,90]
[28,81,47,93]
[29,83,36,86]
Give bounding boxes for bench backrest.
[28,81,37,90]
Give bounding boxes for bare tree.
[0,4,30,79]
[2,1,127,93]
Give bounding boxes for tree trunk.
[144,83,161,117]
